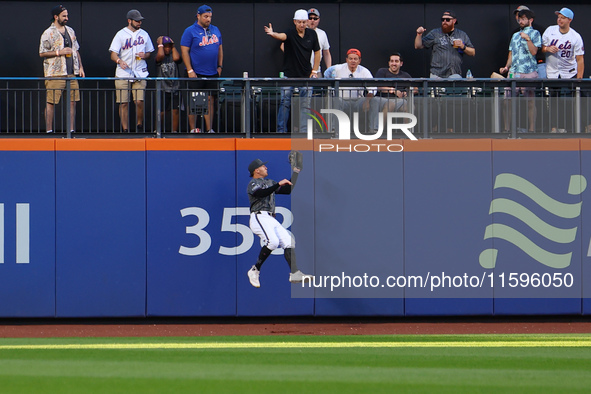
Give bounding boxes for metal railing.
[2,77,591,138]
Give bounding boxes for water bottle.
[466,69,473,79]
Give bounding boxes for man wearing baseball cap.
[181,5,223,133]
[155,36,182,133]
[246,158,311,287]
[325,48,380,132]
[510,6,546,78]
[307,8,332,74]
[264,9,320,133]
[109,9,154,132]
[542,8,585,133]
[415,10,475,78]
[542,8,584,79]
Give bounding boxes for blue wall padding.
[0,138,588,317]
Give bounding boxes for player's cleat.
[248,265,260,288]
[289,270,313,283]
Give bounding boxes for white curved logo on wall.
[479,174,586,269]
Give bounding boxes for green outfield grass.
[0,334,590,393]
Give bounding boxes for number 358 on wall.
[178,207,293,256]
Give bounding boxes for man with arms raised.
[265,9,320,133]
[415,10,475,78]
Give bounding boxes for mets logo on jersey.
[549,39,572,50]
[199,34,219,47]
[122,36,145,50]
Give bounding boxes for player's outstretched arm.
[276,178,294,194]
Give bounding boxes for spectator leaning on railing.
[39,5,85,133]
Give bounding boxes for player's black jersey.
[247,177,292,213]
[247,178,277,213]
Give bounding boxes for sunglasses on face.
[309,17,319,20]
[441,17,453,22]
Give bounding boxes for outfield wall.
[0,138,590,317]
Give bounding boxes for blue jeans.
[277,86,312,133]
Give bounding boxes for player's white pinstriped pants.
[249,211,294,250]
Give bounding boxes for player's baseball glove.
[288,150,303,173]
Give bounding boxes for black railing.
[2,77,591,139]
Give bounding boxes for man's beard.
[441,24,453,34]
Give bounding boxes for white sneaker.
[207,129,216,133]
[289,270,313,283]
[248,265,260,288]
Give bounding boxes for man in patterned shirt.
[415,10,475,78]
[39,5,85,133]
[499,9,541,133]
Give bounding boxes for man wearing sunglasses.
[415,10,475,78]
[307,8,332,75]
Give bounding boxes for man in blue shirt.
[181,4,223,133]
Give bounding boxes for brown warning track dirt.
[0,317,590,338]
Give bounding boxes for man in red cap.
[325,48,379,131]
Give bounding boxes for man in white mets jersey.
[542,7,584,133]
[542,7,584,79]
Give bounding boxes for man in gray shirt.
[414,10,475,78]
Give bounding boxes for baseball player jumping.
[246,151,312,288]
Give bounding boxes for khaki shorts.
[45,76,80,104]
[115,79,146,103]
